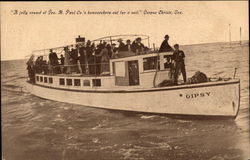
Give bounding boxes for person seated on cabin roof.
[95,42,110,75]
[117,38,126,51]
[131,37,145,55]
[124,39,132,52]
[159,35,174,53]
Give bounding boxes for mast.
[240,27,242,45]
[229,24,231,47]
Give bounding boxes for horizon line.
[1,39,249,61]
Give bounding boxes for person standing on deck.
[124,39,132,52]
[59,54,65,74]
[172,44,187,84]
[159,35,174,53]
[70,45,79,73]
[79,43,87,74]
[26,54,35,83]
[95,42,110,75]
[86,40,95,75]
[49,49,59,74]
[64,46,71,74]
[131,37,144,55]
[111,43,118,58]
[117,38,125,51]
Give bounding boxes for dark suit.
[49,52,60,74]
[49,52,59,66]
[131,42,144,54]
[159,40,174,52]
[124,44,132,52]
[79,47,86,73]
[86,46,95,74]
[173,50,186,83]
[118,42,126,51]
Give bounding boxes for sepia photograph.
[1,1,249,160]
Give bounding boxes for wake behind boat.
[25,35,240,119]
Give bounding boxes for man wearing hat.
[63,46,71,74]
[124,39,132,52]
[111,43,119,58]
[172,44,186,84]
[49,49,59,74]
[159,35,174,52]
[131,37,145,55]
[117,38,125,51]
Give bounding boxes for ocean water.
[1,41,249,160]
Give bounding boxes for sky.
[1,1,249,60]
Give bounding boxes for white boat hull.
[25,79,240,118]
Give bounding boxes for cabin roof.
[110,51,173,62]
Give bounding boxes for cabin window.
[143,56,159,71]
[114,61,126,77]
[44,77,48,83]
[83,80,90,86]
[66,79,72,86]
[40,76,43,82]
[49,77,53,83]
[92,79,101,87]
[36,76,39,81]
[74,79,81,86]
[164,55,173,69]
[59,78,65,85]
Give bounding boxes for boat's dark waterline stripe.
[29,80,239,93]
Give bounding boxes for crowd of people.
[32,37,149,76]
[27,35,186,85]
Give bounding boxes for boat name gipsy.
[183,92,211,99]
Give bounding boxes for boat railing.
[34,62,111,77]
